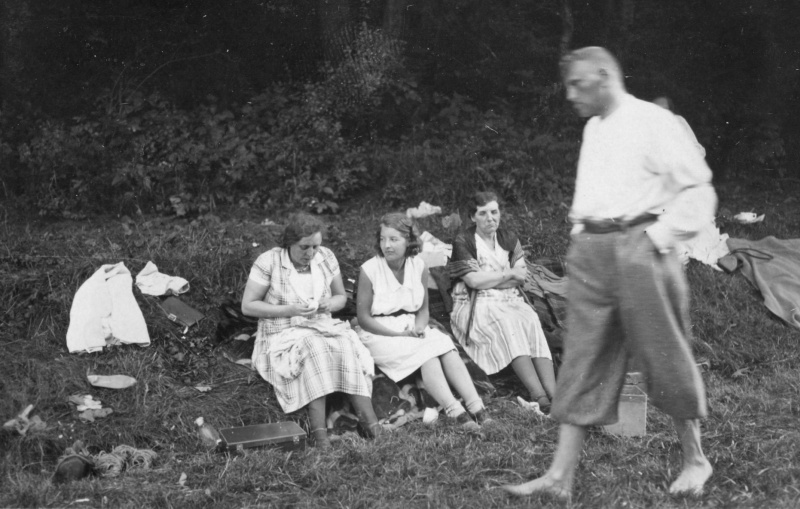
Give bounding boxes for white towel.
[135,261,189,296]
[66,263,150,353]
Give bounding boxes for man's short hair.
[560,46,623,82]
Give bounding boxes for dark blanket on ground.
[723,236,800,329]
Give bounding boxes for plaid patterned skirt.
[252,325,374,413]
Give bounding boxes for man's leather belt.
[582,214,657,234]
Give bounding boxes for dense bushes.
[10,90,579,217]
[10,27,410,217]
[15,88,363,216]
[4,0,800,217]
[373,89,580,209]
[5,23,580,217]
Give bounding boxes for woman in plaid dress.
[242,213,380,447]
[449,192,556,413]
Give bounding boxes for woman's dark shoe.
[470,408,495,426]
[356,421,382,440]
[454,412,481,432]
[311,428,331,449]
[52,440,94,484]
[535,396,552,415]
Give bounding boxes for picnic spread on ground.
[7,201,800,484]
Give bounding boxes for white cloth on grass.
[676,220,730,269]
[67,262,150,353]
[135,261,189,296]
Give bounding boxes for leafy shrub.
[9,23,585,217]
[373,87,581,209]
[11,26,407,217]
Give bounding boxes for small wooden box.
[218,422,306,452]
[603,384,647,437]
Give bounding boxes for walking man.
[503,46,715,499]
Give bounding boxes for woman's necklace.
[292,259,310,273]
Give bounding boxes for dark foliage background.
[2,0,799,216]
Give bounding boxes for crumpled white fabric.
[675,220,730,270]
[75,396,103,412]
[406,201,442,219]
[516,396,548,417]
[135,261,189,296]
[419,231,453,259]
[66,262,151,353]
[418,231,452,290]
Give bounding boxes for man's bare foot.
[669,458,712,495]
[500,475,571,500]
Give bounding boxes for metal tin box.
[218,422,306,452]
[603,384,647,437]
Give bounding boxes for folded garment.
[67,263,150,353]
[419,231,453,258]
[135,261,189,296]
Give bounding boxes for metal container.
[218,422,306,452]
[603,384,647,437]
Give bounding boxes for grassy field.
[1,177,799,508]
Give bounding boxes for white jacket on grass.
[66,262,150,353]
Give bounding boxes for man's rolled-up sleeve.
[645,114,718,253]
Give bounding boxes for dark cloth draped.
[448,225,524,281]
[447,225,526,345]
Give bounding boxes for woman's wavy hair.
[468,190,502,217]
[374,212,421,258]
[280,212,326,249]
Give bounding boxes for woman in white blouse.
[356,212,490,430]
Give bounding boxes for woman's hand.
[509,266,527,283]
[290,303,318,318]
[317,297,332,313]
[398,325,425,338]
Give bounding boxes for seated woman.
[242,212,380,448]
[449,192,557,412]
[355,212,490,430]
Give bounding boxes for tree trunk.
[618,0,635,56]
[600,0,634,55]
[559,0,573,56]
[318,0,354,66]
[0,0,31,109]
[0,0,32,197]
[383,0,410,39]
